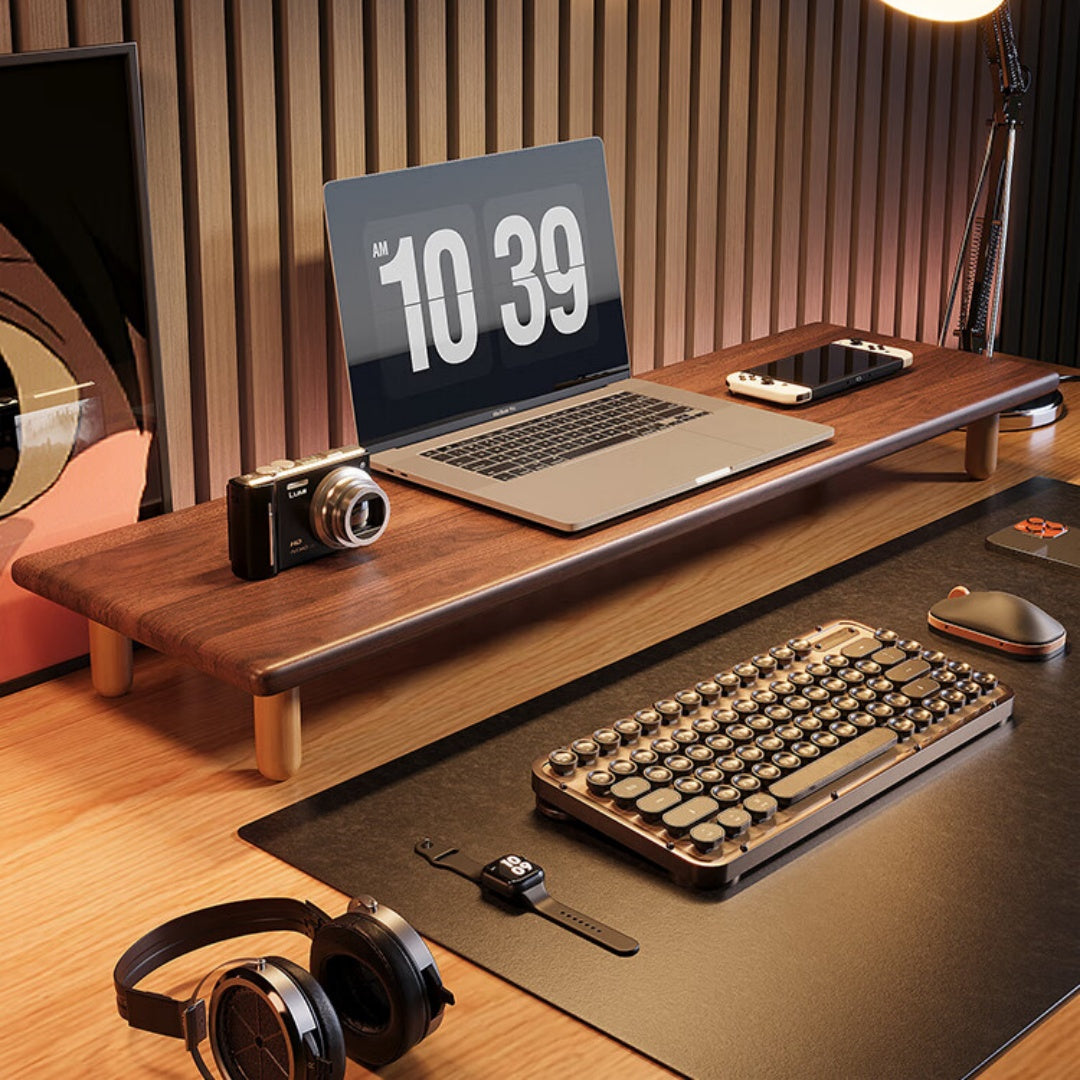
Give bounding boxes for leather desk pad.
[242,478,1080,1079]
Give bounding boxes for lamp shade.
[880,0,1002,20]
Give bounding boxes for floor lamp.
[883,0,1065,429]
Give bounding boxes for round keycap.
[747,715,775,733]
[733,662,759,686]
[823,653,848,670]
[769,645,795,668]
[711,708,738,725]
[789,670,815,688]
[592,729,621,755]
[772,750,802,771]
[956,679,981,702]
[548,748,577,775]
[939,688,965,712]
[899,639,922,655]
[705,734,736,754]
[733,699,760,717]
[664,754,694,777]
[804,686,830,703]
[613,718,642,744]
[888,717,916,741]
[851,686,877,703]
[775,724,802,743]
[610,759,639,777]
[586,769,615,795]
[849,711,876,730]
[904,706,934,731]
[756,733,785,753]
[811,706,838,724]
[675,689,703,714]
[717,807,752,838]
[731,773,761,793]
[972,671,999,691]
[867,701,895,720]
[948,659,972,677]
[717,755,744,774]
[635,708,662,734]
[832,695,860,714]
[791,740,820,760]
[855,659,882,675]
[819,676,847,695]
[693,717,721,736]
[925,698,950,721]
[672,728,700,748]
[652,737,679,756]
[686,743,715,763]
[874,628,899,644]
[838,668,865,685]
[709,783,742,806]
[655,699,682,724]
[921,649,947,666]
[751,654,777,676]
[932,668,958,687]
[725,723,755,743]
[788,637,813,657]
[806,662,831,679]
[735,744,765,763]
[811,730,840,750]
[571,738,599,764]
[715,672,741,697]
[695,680,722,705]
[867,677,893,694]
[642,764,673,786]
[796,715,824,734]
[770,679,797,696]
[752,762,783,783]
[829,720,859,740]
[674,776,705,797]
[765,703,794,723]
[695,765,725,785]
[751,688,778,706]
[882,692,911,710]
[782,695,811,714]
[690,821,726,853]
[630,748,659,767]
[744,792,779,823]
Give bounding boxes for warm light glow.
[880,0,1002,21]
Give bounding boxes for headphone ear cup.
[209,956,346,1080]
[309,915,430,1067]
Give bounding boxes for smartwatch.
[415,837,639,956]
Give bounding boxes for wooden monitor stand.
[12,324,1058,779]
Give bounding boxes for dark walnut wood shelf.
[13,323,1059,778]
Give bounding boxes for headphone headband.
[114,898,330,1047]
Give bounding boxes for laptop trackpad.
[481,429,752,527]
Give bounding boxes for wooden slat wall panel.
[6,0,1071,508]
[11,0,67,50]
[229,0,287,468]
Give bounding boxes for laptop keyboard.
[419,390,708,481]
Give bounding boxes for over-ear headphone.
[114,895,454,1077]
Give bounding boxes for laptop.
[324,138,832,531]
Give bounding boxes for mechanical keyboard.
[531,619,1014,888]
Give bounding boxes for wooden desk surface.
[12,323,1058,697]
[2,373,1077,1078]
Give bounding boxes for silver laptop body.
[325,139,832,531]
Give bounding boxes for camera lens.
[311,465,390,549]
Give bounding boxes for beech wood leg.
[964,413,1000,479]
[253,688,302,780]
[88,621,133,697]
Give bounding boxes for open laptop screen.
[324,138,629,451]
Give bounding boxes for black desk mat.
[242,478,1080,1079]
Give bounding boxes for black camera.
[226,445,389,580]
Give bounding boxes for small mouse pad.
[242,478,1079,1080]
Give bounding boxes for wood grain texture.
[410,0,447,164]
[11,0,66,49]
[2,381,1078,1078]
[488,0,523,152]
[178,0,242,501]
[525,0,559,147]
[12,325,1059,700]
[230,0,287,468]
[560,0,592,141]
[594,0,627,276]
[70,0,122,44]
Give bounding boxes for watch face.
[485,854,544,891]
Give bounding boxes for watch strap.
[525,887,639,956]
[415,837,485,882]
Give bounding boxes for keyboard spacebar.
[768,728,897,805]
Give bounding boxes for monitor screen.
[324,138,630,450]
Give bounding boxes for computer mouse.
[927,585,1067,659]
